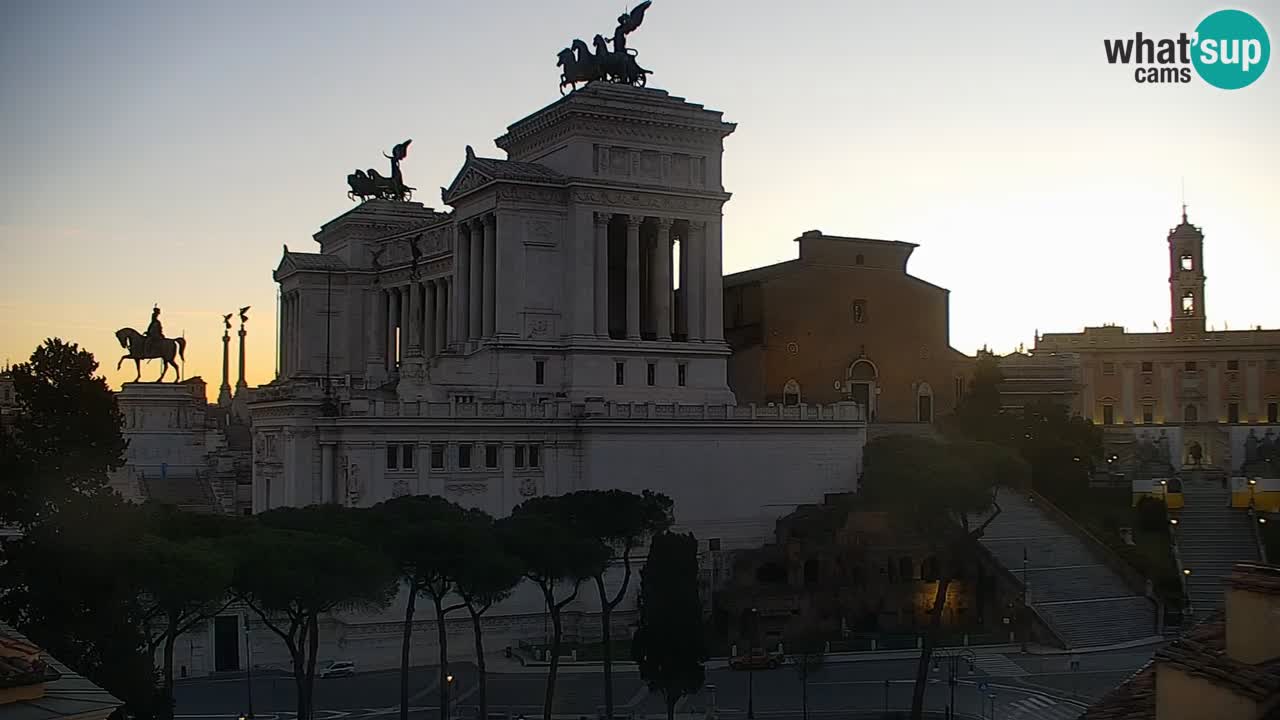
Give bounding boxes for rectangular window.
[1142,405,1154,424]
[401,445,414,470]
[430,444,445,470]
[678,364,687,387]
[1141,361,1153,373]
[1185,361,1197,371]
[515,445,526,468]
[485,444,499,469]
[1102,404,1115,425]
[386,445,399,470]
[535,360,545,385]
[1103,362,1116,376]
[615,361,625,386]
[1228,403,1240,423]
[458,444,472,469]
[528,445,540,468]
[1270,402,1279,424]
[647,362,656,387]
[1227,359,1239,371]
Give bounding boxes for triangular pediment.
[442,163,496,203]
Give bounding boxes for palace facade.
[1033,211,1280,471]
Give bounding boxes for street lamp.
[931,648,976,720]
[446,674,456,720]
[243,613,255,720]
[747,608,759,720]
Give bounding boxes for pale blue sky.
[2,0,1277,388]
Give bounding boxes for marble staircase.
[980,492,1158,648]
[1174,471,1261,616]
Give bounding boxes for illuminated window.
[1182,292,1196,315]
[1180,254,1194,271]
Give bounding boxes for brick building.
[723,230,966,423]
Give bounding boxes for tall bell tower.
[1169,206,1206,335]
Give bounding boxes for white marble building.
[236,83,867,671]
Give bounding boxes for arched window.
[1181,291,1196,316]
[917,382,934,423]
[855,253,865,265]
[1184,404,1198,422]
[783,379,801,407]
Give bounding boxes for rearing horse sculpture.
[115,328,186,382]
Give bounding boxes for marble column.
[423,280,437,358]
[408,282,423,356]
[626,215,642,340]
[468,218,484,342]
[366,283,384,371]
[704,219,724,342]
[653,218,673,341]
[386,288,399,372]
[436,279,449,352]
[482,215,497,338]
[594,213,610,337]
[399,286,411,364]
[676,227,688,340]
[321,444,335,504]
[685,221,705,342]
[455,223,471,344]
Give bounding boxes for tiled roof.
[469,156,566,184]
[0,623,121,720]
[284,252,346,271]
[1083,605,1280,719]
[1229,563,1280,596]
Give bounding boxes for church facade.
[251,83,867,554]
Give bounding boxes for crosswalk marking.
[1002,693,1079,720]
[972,653,1027,677]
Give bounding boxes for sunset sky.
[2,0,1277,395]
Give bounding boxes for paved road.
[176,647,1153,720]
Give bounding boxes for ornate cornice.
[570,186,727,215]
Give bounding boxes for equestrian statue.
[558,1,653,94]
[348,139,415,202]
[116,305,187,382]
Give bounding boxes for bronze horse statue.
[115,328,186,382]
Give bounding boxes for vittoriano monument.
[116,305,187,382]
[557,1,652,93]
[347,139,415,202]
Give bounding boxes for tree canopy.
[632,531,706,720]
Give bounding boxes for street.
[175,646,1155,720]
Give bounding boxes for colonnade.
[369,276,452,373]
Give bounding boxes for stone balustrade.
[341,397,865,423]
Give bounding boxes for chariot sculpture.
[347,139,415,202]
[558,1,653,93]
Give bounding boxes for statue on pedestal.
[347,139,415,202]
[115,306,186,382]
[558,1,653,93]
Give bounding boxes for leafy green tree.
[135,532,235,720]
[631,532,706,720]
[559,490,672,720]
[1015,399,1102,506]
[859,434,1028,720]
[371,496,474,720]
[501,497,610,720]
[0,493,160,718]
[453,511,522,720]
[229,523,396,720]
[0,338,125,527]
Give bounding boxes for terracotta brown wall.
[726,252,959,423]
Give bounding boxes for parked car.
[317,660,356,678]
[728,649,781,671]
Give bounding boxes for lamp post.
[243,613,255,720]
[1159,479,1168,503]
[931,648,976,720]
[446,673,456,720]
[747,608,758,720]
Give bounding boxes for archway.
[917,381,934,423]
[783,378,801,407]
[847,359,878,420]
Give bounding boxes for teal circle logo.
[1192,9,1270,89]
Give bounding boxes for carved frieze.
[570,188,724,215]
[519,477,538,497]
[495,186,567,205]
[445,482,487,495]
